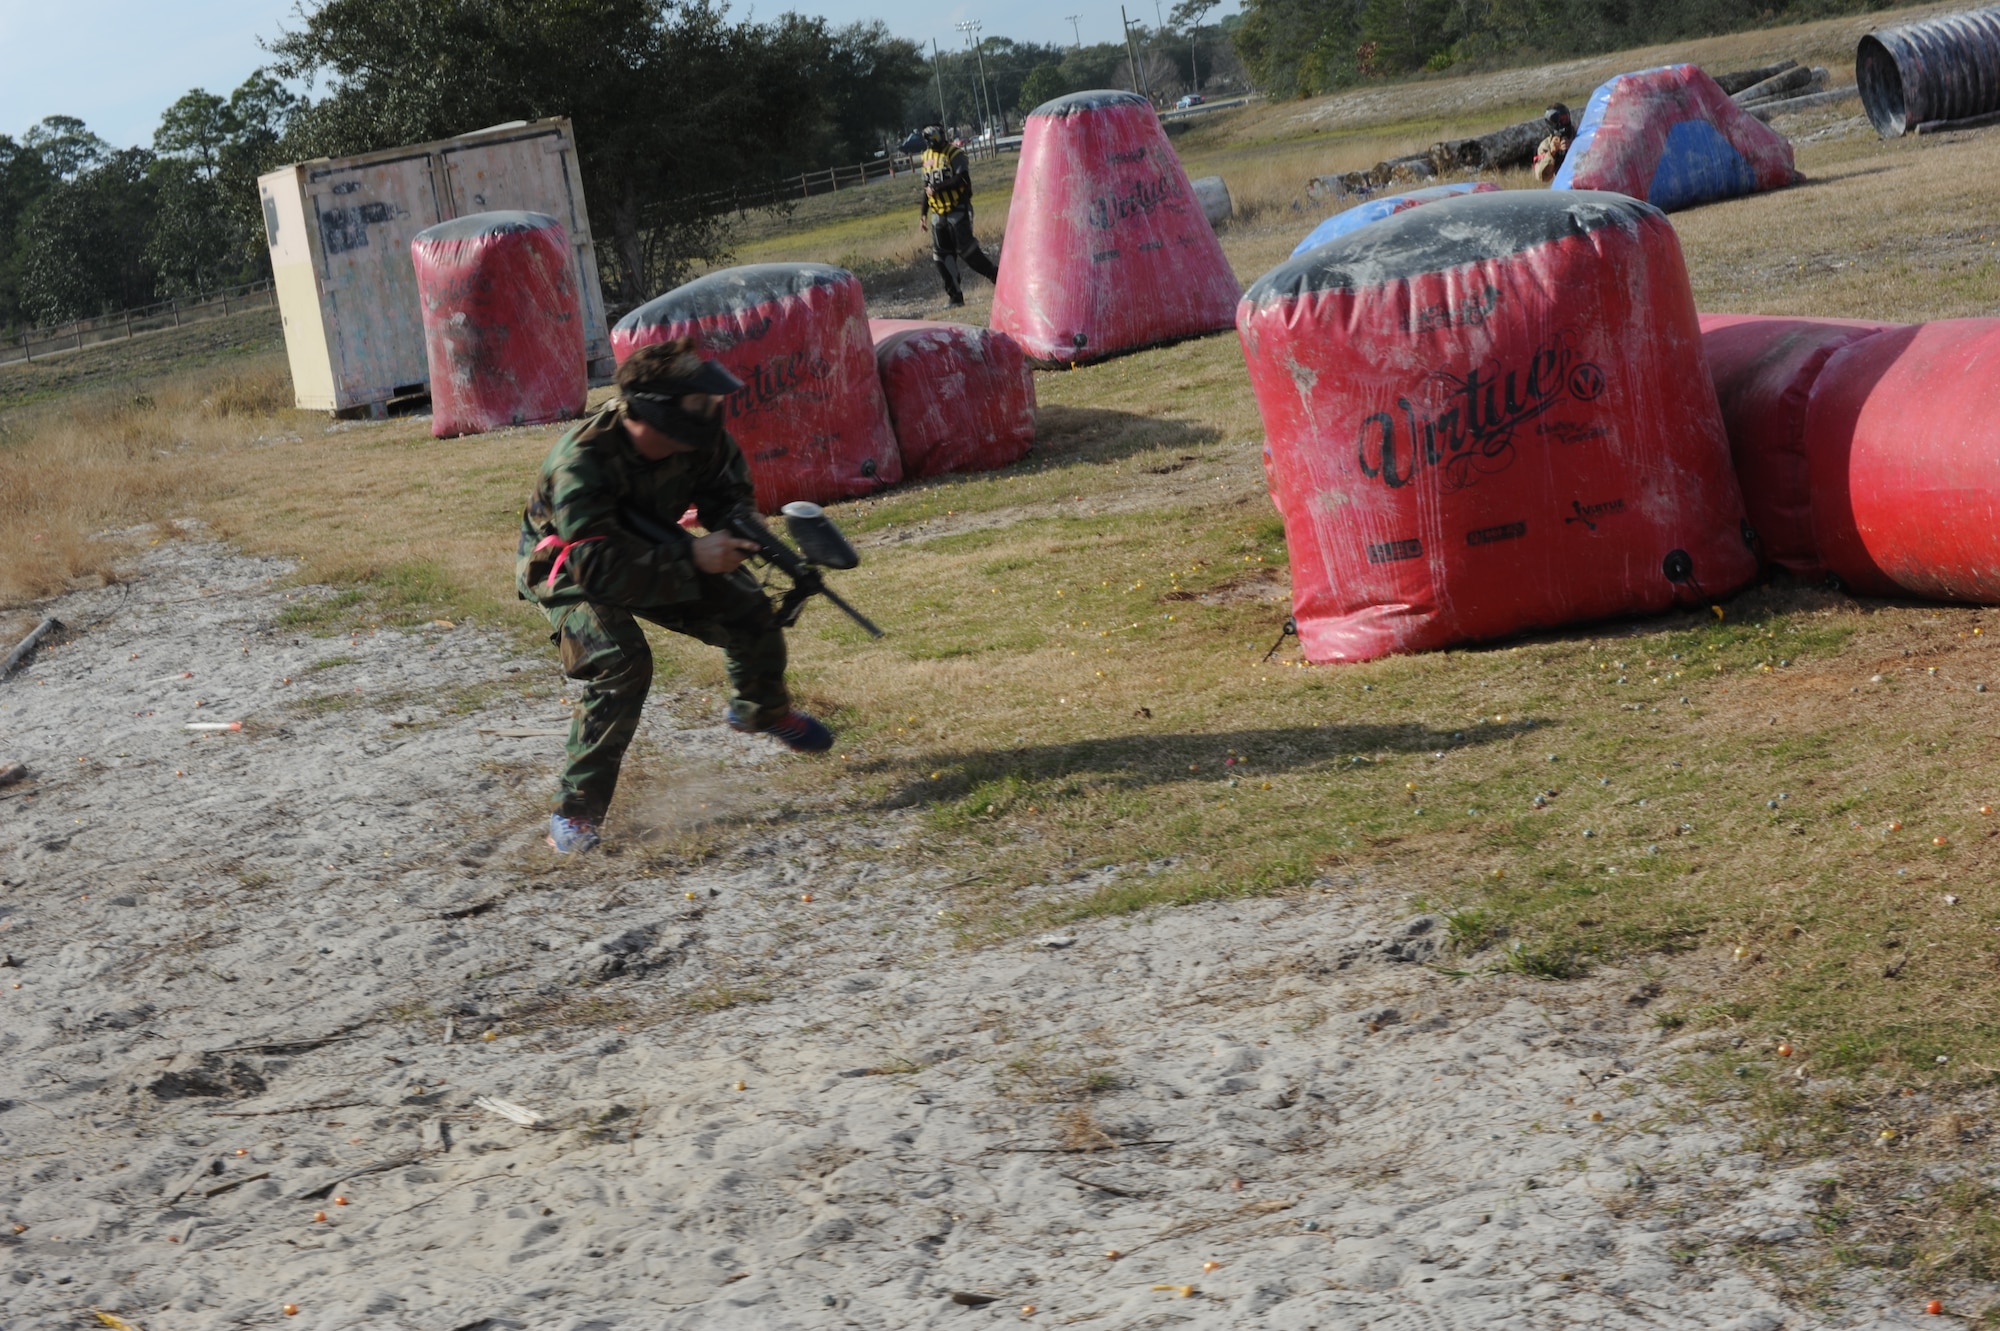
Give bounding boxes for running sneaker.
[728,708,834,753]
[546,813,601,854]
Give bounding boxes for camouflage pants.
[542,568,789,821]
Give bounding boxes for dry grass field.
[10,3,2000,1291]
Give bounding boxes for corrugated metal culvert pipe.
[1857,5,2000,136]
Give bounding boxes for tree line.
[0,0,936,333]
[1233,0,1891,98]
[911,16,1250,140]
[1,0,1890,336]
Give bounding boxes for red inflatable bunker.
[1804,319,2000,601]
[1698,313,1900,579]
[612,263,900,511]
[410,211,587,439]
[990,90,1240,366]
[1238,190,1755,663]
[869,320,1035,478]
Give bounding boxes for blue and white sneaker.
[728,708,834,753]
[546,813,601,854]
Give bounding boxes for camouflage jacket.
[517,400,757,608]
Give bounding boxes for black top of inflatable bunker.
[1243,190,1663,307]
[413,210,561,244]
[1028,89,1151,118]
[618,262,855,331]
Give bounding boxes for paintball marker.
[723,502,885,639]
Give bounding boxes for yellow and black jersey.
[921,145,972,215]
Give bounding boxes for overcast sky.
[0,0,1236,150]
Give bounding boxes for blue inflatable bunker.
[1290,182,1500,257]
[1552,64,1796,211]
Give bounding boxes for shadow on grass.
[867,717,1545,810]
[1023,403,1224,470]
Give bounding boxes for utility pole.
[1065,13,1083,47]
[1120,6,1152,104]
[931,38,948,129]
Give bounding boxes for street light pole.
[954,20,988,143]
[958,19,1002,142]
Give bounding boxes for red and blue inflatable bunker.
[1804,319,2000,601]
[1238,190,1755,663]
[1291,182,1500,257]
[613,263,900,512]
[869,319,1035,478]
[410,211,587,439]
[1698,313,1900,579]
[990,90,1240,366]
[1553,65,1796,212]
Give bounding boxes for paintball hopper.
[780,501,860,569]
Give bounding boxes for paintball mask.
[619,351,743,450]
[922,124,950,151]
[1545,103,1573,133]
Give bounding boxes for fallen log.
[1445,118,1546,171]
[1713,59,1798,95]
[1747,85,1862,121]
[1732,63,1814,103]
[1741,67,1826,106]
[1914,106,2000,134]
[1,617,59,677]
[1303,113,1545,204]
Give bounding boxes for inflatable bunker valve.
[869,319,1036,479]
[1237,190,1756,664]
[613,263,901,512]
[1552,64,1797,212]
[410,211,587,439]
[990,90,1241,367]
[1697,313,1901,580]
[1291,182,1501,258]
[1804,319,2000,602]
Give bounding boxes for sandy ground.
[0,541,1940,1329]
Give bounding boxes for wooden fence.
[687,140,1009,217]
[0,279,277,368]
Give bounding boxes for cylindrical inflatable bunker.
[1698,313,1900,580]
[410,211,587,439]
[1804,319,2000,601]
[613,263,901,512]
[869,320,1035,478]
[1239,190,1756,663]
[990,91,1241,367]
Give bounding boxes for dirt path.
[0,544,1927,1328]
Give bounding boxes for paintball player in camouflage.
[906,124,1000,306]
[1533,103,1575,184]
[517,340,834,854]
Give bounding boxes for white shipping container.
[259,118,613,414]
